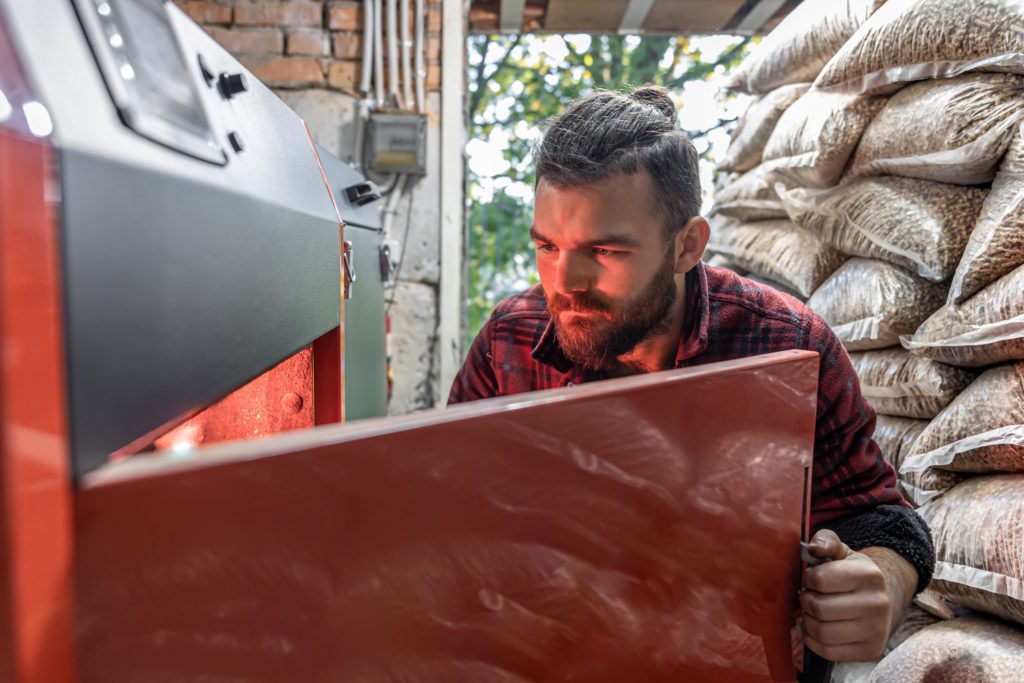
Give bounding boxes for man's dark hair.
[535,85,702,237]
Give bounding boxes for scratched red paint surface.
[75,350,818,682]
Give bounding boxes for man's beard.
[547,255,678,372]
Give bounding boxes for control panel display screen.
[76,0,224,163]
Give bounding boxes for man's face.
[531,172,680,371]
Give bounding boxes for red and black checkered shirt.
[449,263,932,574]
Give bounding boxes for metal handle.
[343,240,356,299]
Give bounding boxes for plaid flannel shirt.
[449,262,934,591]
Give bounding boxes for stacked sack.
[710,1,1024,680]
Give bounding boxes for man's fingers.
[805,554,886,594]
[803,633,881,663]
[800,588,889,622]
[801,613,875,647]
[807,529,853,562]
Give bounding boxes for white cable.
[387,0,400,105]
[359,0,375,96]
[381,174,409,236]
[400,0,412,108]
[414,0,425,113]
[373,0,384,106]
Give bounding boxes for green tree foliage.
[465,34,753,344]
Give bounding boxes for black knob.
[227,131,244,153]
[218,72,247,99]
[344,181,382,206]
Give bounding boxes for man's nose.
[552,250,592,294]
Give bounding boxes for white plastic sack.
[815,0,1024,95]
[850,349,976,419]
[903,263,1024,368]
[704,219,844,298]
[948,122,1024,303]
[806,259,946,351]
[725,0,885,94]
[902,363,1024,478]
[711,165,787,221]
[717,84,810,173]
[868,616,1024,682]
[847,74,1024,185]
[778,177,986,282]
[874,415,961,507]
[919,475,1024,626]
[761,91,886,189]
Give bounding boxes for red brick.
[177,1,233,25]
[243,56,324,87]
[327,60,360,89]
[327,1,362,30]
[287,28,329,55]
[235,1,323,27]
[331,31,363,60]
[207,27,283,54]
[427,64,440,90]
[427,7,441,32]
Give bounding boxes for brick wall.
[174,0,443,94]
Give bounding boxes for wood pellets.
[761,91,886,189]
[806,258,947,351]
[949,122,1024,303]
[874,415,961,506]
[848,74,1024,185]
[831,605,942,682]
[778,177,986,282]
[904,363,1024,476]
[726,0,885,95]
[868,616,1024,682]
[920,475,1024,626]
[816,0,1024,95]
[905,263,1024,367]
[711,164,787,221]
[850,349,976,419]
[717,84,810,173]
[704,219,844,298]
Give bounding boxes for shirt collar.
[530,262,711,375]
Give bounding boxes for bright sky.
[467,34,752,215]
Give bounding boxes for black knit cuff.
[829,504,935,595]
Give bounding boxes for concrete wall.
[174,0,445,414]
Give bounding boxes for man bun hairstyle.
[536,84,702,238]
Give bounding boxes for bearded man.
[448,85,933,663]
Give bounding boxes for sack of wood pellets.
[815,0,1024,95]
[850,349,975,419]
[847,74,1024,185]
[705,220,844,298]
[761,91,886,189]
[903,264,1024,367]
[830,605,943,683]
[717,84,810,173]
[868,616,1024,682]
[902,363,1024,480]
[778,177,986,282]
[874,415,962,506]
[920,475,1024,626]
[704,253,743,272]
[711,165,787,221]
[725,0,885,94]
[806,259,946,351]
[948,123,1024,304]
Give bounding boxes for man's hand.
[799,529,918,662]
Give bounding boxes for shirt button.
[566,381,575,386]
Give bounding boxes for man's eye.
[592,247,616,256]
[536,243,557,254]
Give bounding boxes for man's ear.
[673,216,711,274]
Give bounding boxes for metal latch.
[343,240,356,300]
[344,181,382,206]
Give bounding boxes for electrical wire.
[384,179,417,317]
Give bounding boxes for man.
[449,85,934,663]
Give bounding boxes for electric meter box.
[366,111,427,175]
